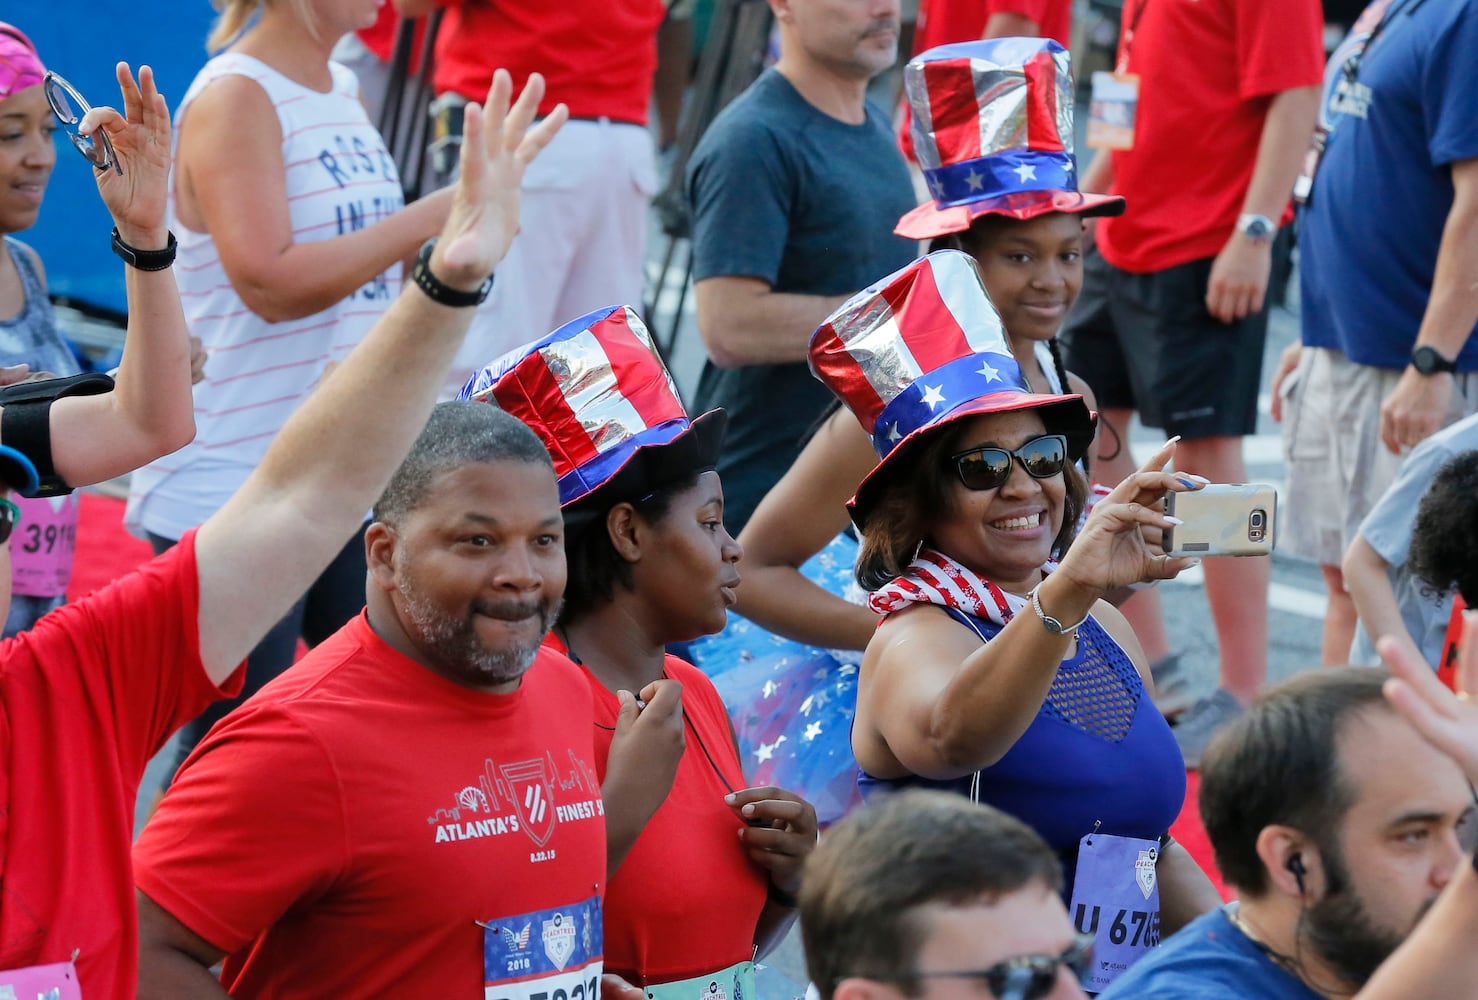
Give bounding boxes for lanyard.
[1341,0,1426,85]
[1117,0,1154,72]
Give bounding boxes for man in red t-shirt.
[393,0,667,389]
[1059,0,1324,766]
[134,402,654,997]
[0,74,565,999]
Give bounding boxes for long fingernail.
[1165,515,1184,525]
[1163,435,1182,447]
[1175,477,1198,488]
[1185,474,1211,484]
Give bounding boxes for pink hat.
[0,23,44,102]
[897,38,1124,240]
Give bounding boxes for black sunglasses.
[0,498,20,546]
[43,71,123,175]
[914,932,1094,1000]
[948,434,1069,492]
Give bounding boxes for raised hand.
[1380,612,1478,784]
[431,69,568,289]
[727,786,819,897]
[1058,437,1203,592]
[77,63,171,246]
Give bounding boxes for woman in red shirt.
[460,305,817,999]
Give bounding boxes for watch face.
[1242,217,1272,240]
[1411,346,1455,375]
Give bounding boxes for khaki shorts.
[1281,347,1478,566]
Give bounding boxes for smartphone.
[1163,484,1277,557]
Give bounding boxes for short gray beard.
[395,574,560,686]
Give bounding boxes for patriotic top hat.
[897,37,1124,241]
[810,250,1094,525]
[459,305,725,518]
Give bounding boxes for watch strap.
[111,227,177,271]
[1411,345,1459,375]
[412,238,494,307]
[1030,584,1091,636]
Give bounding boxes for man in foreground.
[1101,666,1476,997]
[800,790,1091,1000]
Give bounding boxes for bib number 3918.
[1068,833,1161,991]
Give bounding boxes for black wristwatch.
[111,227,177,271]
[412,238,494,307]
[1410,345,1459,376]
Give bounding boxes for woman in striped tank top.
[127,0,455,776]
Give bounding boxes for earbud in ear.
[1286,853,1307,895]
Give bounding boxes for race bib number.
[1086,73,1139,151]
[484,897,602,1000]
[0,959,83,999]
[643,961,755,1000]
[9,494,78,598]
[1068,833,1161,991]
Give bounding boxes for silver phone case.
[1163,484,1277,557]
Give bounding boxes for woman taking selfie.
[813,248,1222,990]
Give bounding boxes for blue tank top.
[859,608,1185,895]
[0,238,81,378]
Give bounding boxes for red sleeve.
[133,706,348,953]
[1235,0,1325,100]
[0,527,244,784]
[664,656,748,789]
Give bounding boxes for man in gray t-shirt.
[686,0,916,534]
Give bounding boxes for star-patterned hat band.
[809,250,1096,524]
[458,304,725,512]
[896,37,1125,240]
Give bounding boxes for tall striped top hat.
[458,305,725,516]
[809,250,1095,524]
[897,37,1124,240]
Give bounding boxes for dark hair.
[1198,667,1392,896]
[801,790,1062,1000]
[1409,450,1478,606]
[372,401,553,526]
[558,471,702,624]
[854,423,1087,591]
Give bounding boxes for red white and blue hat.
[459,305,725,516]
[897,37,1124,240]
[810,250,1094,524]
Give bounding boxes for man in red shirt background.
[394,0,668,391]
[1059,0,1324,765]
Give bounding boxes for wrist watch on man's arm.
[1235,213,1276,245]
[1410,345,1459,376]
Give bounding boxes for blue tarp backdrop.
[23,5,216,316]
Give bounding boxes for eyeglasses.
[43,71,122,175]
[948,434,1068,492]
[914,932,1095,1000]
[0,498,20,546]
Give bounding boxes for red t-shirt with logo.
[1096,0,1324,273]
[583,656,769,984]
[0,530,242,999]
[432,0,667,122]
[915,0,1072,54]
[133,615,607,998]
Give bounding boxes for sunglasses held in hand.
[949,434,1069,492]
[43,71,122,175]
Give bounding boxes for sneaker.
[1149,653,1194,720]
[1173,689,1245,770]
